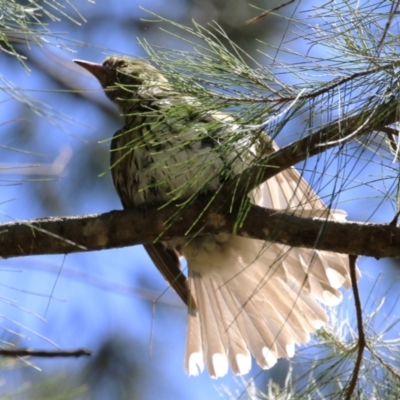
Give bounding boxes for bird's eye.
[114,60,126,69]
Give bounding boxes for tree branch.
[1,203,399,259]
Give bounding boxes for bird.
[74,56,359,378]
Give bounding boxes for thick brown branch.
[1,203,400,259]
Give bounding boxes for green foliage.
[0,0,92,120]
[0,0,90,67]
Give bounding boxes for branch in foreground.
[1,202,400,259]
[0,348,91,357]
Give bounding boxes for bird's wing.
[110,128,195,307]
[144,243,195,307]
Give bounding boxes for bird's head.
[74,56,168,111]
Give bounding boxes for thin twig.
[210,63,397,104]
[376,0,400,55]
[245,0,295,25]
[0,348,91,357]
[345,254,365,400]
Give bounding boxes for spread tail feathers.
[182,166,359,378]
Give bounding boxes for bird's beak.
[74,59,107,81]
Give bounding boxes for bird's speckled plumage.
[75,56,359,378]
